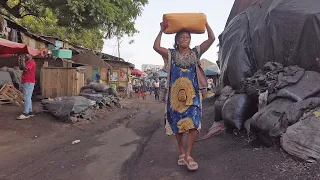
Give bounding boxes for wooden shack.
[40,66,85,98]
[70,51,112,84]
[102,54,134,91]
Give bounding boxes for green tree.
[0,0,148,38]
[18,8,104,50]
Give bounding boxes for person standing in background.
[127,81,133,99]
[153,78,160,100]
[136,80,142,98]
[96,73,101,83]
[207,78,213,91]
[149,80,154,95]
[163,78,168,101]
[17,54,36,120]
[141,82,148,100]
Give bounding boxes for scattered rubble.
[41,96,95,122]
[42,84,121,123]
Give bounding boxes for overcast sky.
[102,0,234,70]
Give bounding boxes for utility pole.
[116,36,123,59]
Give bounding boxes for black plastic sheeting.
[42,96,95,121]
[225,0,260,28]
[219,0,320,91]
[245,97,320,147]
[222,93,258,130]
[214,86,235,121]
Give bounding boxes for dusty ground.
[0,93,319,180]
[129,97,320,180]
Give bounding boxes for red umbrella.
[131,68,143,77]
[0,38,42,57]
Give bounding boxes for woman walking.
[141,82,148,100]
[153,21,215,170]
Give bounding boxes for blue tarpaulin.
[147,71,168,79]
[204,64,220,76]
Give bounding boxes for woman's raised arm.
[199,22,215,57]
[153,22,168,60]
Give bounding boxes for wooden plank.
[70,69,73,96]
[58,68,63,97]
[0,94,11,105]
[79,72,85,94]
[68,69,72,96]
[46,68,52,98]
[42,67,77,69]
[74,70,77,96]
[40,67,43,95]
[82,66,93,81]
[58,69,62,96]
[0,84,23,107]
[0,99,12,105]
[45,67,50,98]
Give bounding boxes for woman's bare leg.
[184,129,199,170]
[186,129,198,158]
[175,133,185,155]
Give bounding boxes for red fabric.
[0,54,13,58]
[0,39,42,57]
[131,69,143,77]
[138,91,142,98]
[22,59,36,84]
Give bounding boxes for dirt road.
[0,96,319,180]
[0,97,163,180]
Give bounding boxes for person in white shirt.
[207,78,213,91]
[149,80,154,95]
[153,78,160,100]
[127,82,133,99]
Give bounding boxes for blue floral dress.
[165,47,202,135]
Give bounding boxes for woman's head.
[174,30,191,49]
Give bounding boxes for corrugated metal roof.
[5,18,54,45]
[70,51,112,69]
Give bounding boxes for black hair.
[174,30,191,50]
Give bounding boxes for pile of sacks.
[214,62,320,162]
[79,83,120,108]
[42,83,121,123]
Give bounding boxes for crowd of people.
[126,77,168,101]
[126,76,217,101]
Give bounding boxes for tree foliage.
[0,0,148,38]
[18,8,104,50]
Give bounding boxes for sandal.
[178,154,185,166]
[184,156,198,171]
